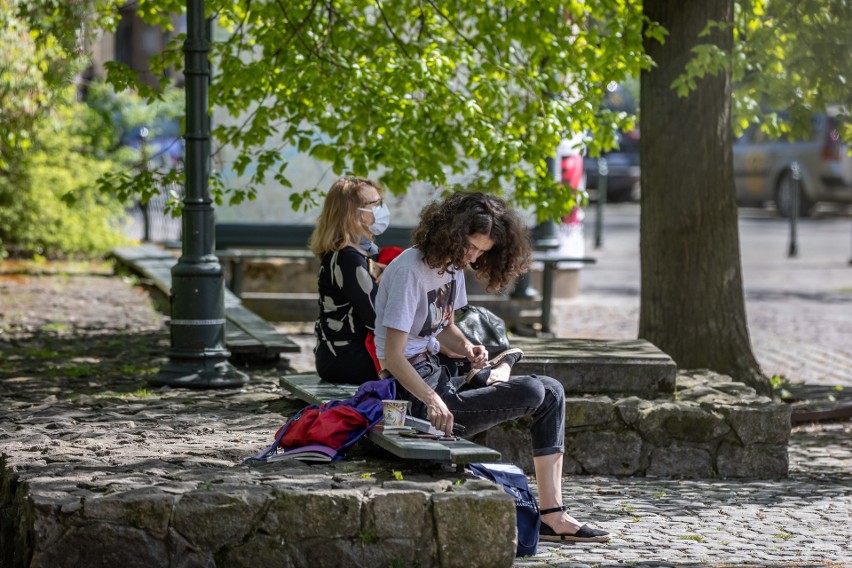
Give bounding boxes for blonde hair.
[309,176,384,258]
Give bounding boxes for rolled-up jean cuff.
[532,446,564,458]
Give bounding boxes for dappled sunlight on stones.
[1,274,520,568]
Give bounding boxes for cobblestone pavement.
[514,421,851,568]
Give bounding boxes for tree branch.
[374,0,411,59]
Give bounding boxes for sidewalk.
[518,420,851,567]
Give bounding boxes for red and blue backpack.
[245,378,397,463]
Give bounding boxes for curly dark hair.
[412,192,532,293]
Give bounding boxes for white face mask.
[358,202,391,236]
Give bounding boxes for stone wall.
[0,456,516,568]
[474,370,792,479]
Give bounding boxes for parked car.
[733,113,852,217]
[583,84,641,202]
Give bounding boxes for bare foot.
[541,509,582,534]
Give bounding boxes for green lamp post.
[149,0,249,388]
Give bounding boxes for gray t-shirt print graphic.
[418,280,456,337]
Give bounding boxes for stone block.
[289,537,371,568]
[564,396,618,430]
[241,258,320,294]
[82,487,176,539]
[365,490,430,539]
[647,444,714,478]
[359,537,434,568]
[714,403,792,445]
[24,492,73,553]
[215,533,294,568]
[615,396,655,425]
[716,442,789,478]
[30,523,169,568]
[172,487,269,551]
[432,491,515,568]
[512,338,677,396]
[262,490,362,541]
[637,402,730,444]
[568,430,644,475]
[562,453,585,475]
[676,385,742,406]
[472,419,534,473]
[166,528,217,568]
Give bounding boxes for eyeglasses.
[362,198,383,208]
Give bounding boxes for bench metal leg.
[230,259,244,297]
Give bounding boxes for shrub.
[0,100,128,259]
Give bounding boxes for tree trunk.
[640,0,769,395]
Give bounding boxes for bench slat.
[224,305,300,353]
[281,373,358,405]
[367,429,500,463]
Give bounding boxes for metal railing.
[124,160,184,244]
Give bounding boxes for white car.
[733,113,852,217]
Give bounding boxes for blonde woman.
[309,176,391,384]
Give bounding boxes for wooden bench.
[214,223,414,297]
[280,373,501,464]
[112,244,299,360]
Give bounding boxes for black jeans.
[397,353,565,457]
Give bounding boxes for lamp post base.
[149,358,249,389]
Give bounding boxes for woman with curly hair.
[374,191,609,543]
[309,176,391,384]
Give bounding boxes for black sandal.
[465,348,524,388]
[539,506,610,543]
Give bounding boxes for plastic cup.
[382,400,409,427]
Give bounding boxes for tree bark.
[640,0,769,395]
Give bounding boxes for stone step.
[511,337,677,397]
[475,370,792,479]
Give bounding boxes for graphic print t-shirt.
[374,247,467,359]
